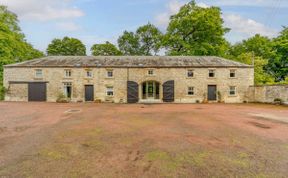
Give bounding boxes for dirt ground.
[0,102,288,178]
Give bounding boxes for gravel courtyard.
[0,102,287,178]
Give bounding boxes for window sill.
[228,95,237,97]
[105,77,114,79]
[186,77,195,79]
[106,95,114,98]
[229,77,238,79]
[63,77,72,80]
[207,77,216,79]
[34,78,43,80]
[186,95,196,97]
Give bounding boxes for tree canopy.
[0,5,44,99]
[91,41,122,56]
[47,37,86,56]
[163,1,230,56]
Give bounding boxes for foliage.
[117,31,141,55]
[266,27,288,82]
[163,0,230,56]
[117,23,163,55]
[91,41,122,56]
[0,6,44,100]
[136,23,163,55]
[229,34,273,59]
[47,37,86,56]
[233,53,275,85]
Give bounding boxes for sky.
[0,0,287,54]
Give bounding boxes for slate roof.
[4,56,252,68]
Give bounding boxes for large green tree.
[117,31,142,55]
[91,41,122,56]
[266,27,288,82]
[229,34,273,59]
[136,23,163,55]
[117,23,163,55]
[0,6,44,99]
[163,0,230,56]
[47,37,86,56]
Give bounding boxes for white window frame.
[35,69,43,78]
[63,82,72,98]
[229,69,236,78]
[229,86,236,96]
[187,86,195,96]
[187,69,194,78]
[209,69,216,78]
[86,70,93,78]
[64,69,72,78]
[107,69,113,78]
[106,86,114,96]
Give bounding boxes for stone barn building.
[3,56,254,103]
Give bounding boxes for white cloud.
[155,0,185,28]
[0,0,84,21]
[56,22,81,31]
[223,14,278,38]
[209,0,288,7]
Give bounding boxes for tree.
[136,23,163,55]
[229,34,272,59]
[47,37,86,56]
[91,41,122,56]
[234,53,274,85]
[117,23,163,56]
[266,27,288,82]
[117,31,141,55]
[0,6,44,99]
[164,0,230,56]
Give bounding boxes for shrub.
[56,93,69,103]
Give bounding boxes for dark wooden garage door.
[127,81,139,103]
[85,85,94,101]
[28,83,47,101]
[163,80,174,102]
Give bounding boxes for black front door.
[163,80,174,102]
[28,83,47,101]
[208,85,217,101]
[127,81,139,103]
[85,85,94,101]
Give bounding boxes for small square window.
[86,70,93,78]
[229,86,236,96]
[148,70,154,75]
[106,86,114,96]
[187,70,194,78]
[65,69,72,78]
[188,87,194,95]
[209,70,215,78]
[230,70,236,78]
[35,69,43,78]
[107,70,113,78]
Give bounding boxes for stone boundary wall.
[247,85,288,103]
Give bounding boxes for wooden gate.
[127,81,139,103]
[163,80,174,102]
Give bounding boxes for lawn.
[0,102,287,178]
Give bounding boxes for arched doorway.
[142,81,160,100]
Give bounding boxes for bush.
[274,98,283,104]
[56,93,69,103]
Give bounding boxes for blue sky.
[0,0,287,54]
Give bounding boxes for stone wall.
[247,85,288,103]
[4,67,254,103]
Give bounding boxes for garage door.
[28,83,47,101]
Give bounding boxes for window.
[230,70,236,78]
[65,69,72,78]
[35,69,43,78]
[148,69,154,76]
[86,70,93,78]
[229,86,236,96]
[63,82,72,98]
[188,87,194,96]
[209,70,215,78]
[107,70,113,78]
[187,70,194,78]
[106,86,114,96]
